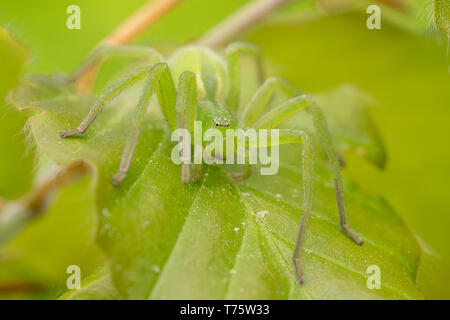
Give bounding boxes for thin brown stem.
[376,0,410,12]
[0,161,91,244]
[103,0,184,46]
[195,0,292,47]
[318,0,409,13]
[0,282,44,295]
[24,161,91,214]
[76,0,184,92]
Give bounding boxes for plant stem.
[76,0,183,91]
[25,161,90,214]
[376,0,409,12]
[195,0,292,47]
[103,0,184,46]
[0,161,90,244]
[0,282,43,295]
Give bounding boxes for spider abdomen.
[168,46,228,102]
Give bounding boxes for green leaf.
[0,159,104,299]
[58,266,120,300]
[0,27,34,199]
[434,0,450,35]
[245,9,450,298]
[8,71,422,299]
[0,28,104,298]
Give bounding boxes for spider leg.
[233,78,301,182]
[192,164,203,182]
[61,63,178,185]
[113,64,177,185]
[230,149,251,182]
[60,68,150,138]
[225,42,263,113]
[68,45,163,83]
[250,129,313,284]
[175,71,197,184]
[241,77,301,127]
[224,42,264,182]
[252,93,363,246]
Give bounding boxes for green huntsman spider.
[60,42,363,284]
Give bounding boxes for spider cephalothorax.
[60,42,362,284]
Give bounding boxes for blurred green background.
[0,0,449,299]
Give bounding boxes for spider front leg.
[175,71,198,184]
[60,63,178,185]
[252,92,363,246]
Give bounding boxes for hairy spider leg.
[240,77,301,127]
[229,77,300,177]
[175,71,197,184]
[251,92,363,245]
[247,129,313,284]
[230,148,251,182]
[229,78,299,182]
[60,63,178,185]
[243,81,363,283]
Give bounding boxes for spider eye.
[211,117,231,127]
